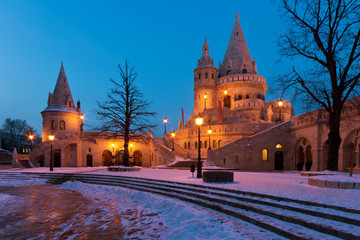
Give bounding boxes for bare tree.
[274,0,360,170]
[1,118,37,151]
[96,59,156,166]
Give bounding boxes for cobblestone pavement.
[0,184,125,239]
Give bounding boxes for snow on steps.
[5,172,359,240]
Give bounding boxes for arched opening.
[59,120,65,130]
[187,142,190,149]
[297,146,305,171]
[262,149,268,161]
[184,142,187,149]
[246,94,249,99]
[242,69,247,73]
[54,152,61,167]
[213,140,217,148]
[238,95,242,100]
[115,150,124,166]
[275,151,284,170]
[227,70,231,75]
[102,150,112,166]
[305,145,313,171]
[133,150,142,166]
[224,95,231,108]
[51,120,56,130]
[87,154,93,167]
[218,140,222,147]
[195,141,198,149]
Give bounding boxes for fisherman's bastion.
[29,14,360,173]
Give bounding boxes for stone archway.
[133,150,142,166]
[342,129,360,170]
[115,150,124,166]
[102,150,112,166]
[295,138,312,171]
[54,152,61,167]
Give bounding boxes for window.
[238,95,242,100]
[51,120,56,130]
[246,94,249,99]
[195,141,198,149]
[223,158,226,164]
[200,141,203,148]
[212,73,214,79]
[60,120,65,130]
[69,102,72,107]
[218,140,222,147]
[262,149,268,161]
[205,72,208,78]
[184,142,187,149]
[227,70,231,75]
[242,69,247,73]
[213,140,217,148]
[188,142,190,149]
[204,141,207,148]
[198,73,201,79]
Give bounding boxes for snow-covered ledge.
[307,172,360,189]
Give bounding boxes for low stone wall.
[203,171,234,183]
[107,166,141,172]
[308,178,360,189]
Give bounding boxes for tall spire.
[219,13,255,77]
[198,36,214,67]
[45,62,77,112]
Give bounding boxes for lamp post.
[204,93,208,110]
[48,135,54,171]
[171,130,175,151]
[195,115,204,178]
[278,99,283,122]
[29,134,34,152]
[111,143,115,166]
[163,117,168,133]
[208,128,212,150]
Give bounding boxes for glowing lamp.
[224,90,228,95]
[163,117,168,124]
[195,116,203,126]
[278,101,283,107]
[171,131,175,138]
[204,93,208,99]
[48,135,54,141]
[208,129,212,134]
[29,135,34,140]
[276,144,282,149]
[80,115,84,120]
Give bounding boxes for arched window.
[238,95,242,100]
[262,149,268,161]
[213,140,217,148]
[227,70,231,75]
[204,141,207,148]
[218,140,222,147]
[200,141,203,148]
[188,142,190,149]
[246,94,249,99]
[184,142,187,149]
[212,73,214,79]
[51,120,56,130]
[205,72,208,78]
[198,73,201,79]
[242,69,247,73]
[59,120,65,130]
[195,141,198,149]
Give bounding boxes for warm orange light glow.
[29,135,34,140]
[80,115,84,120]
[276,144,282,149]
[224,90,228,95]
[195,116,203,126]
[204,93,208,99]
[208,129,212,134]
[278,101,283,107]
[130,143,133,147]
[163,117,168,124]
[48,135,54,141]
[171,131,175,138]
[112,143,115,147]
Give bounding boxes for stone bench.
[203,171,234,183]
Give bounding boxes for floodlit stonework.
[30,13,360,172]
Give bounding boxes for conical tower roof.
[43,62,78,113]
[219,13,255,77]
[198,36,214,67]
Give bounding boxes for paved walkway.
[0,184,126,239]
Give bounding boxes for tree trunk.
[327,110,342,171]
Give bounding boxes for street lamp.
[204,93,208,110]
[111,143,115,166]
[195,114,204,178]
[163,117,168,133]
[29,134,34,152]
[171,130,175,151]
[224,90,228,95]
[278,99,283,122]
[208,128,212,150]
[48,135,54,171]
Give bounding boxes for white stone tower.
[41,62,83,141]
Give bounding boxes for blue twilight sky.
[0,0,291,137]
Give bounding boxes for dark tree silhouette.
[96,59,156,166]
[275,0,360,170]
[1,118,37,152]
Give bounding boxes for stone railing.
[216,74,266,85]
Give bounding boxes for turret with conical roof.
[218,13,257,77]
[41,62,83,141]
[193,37,217,115]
